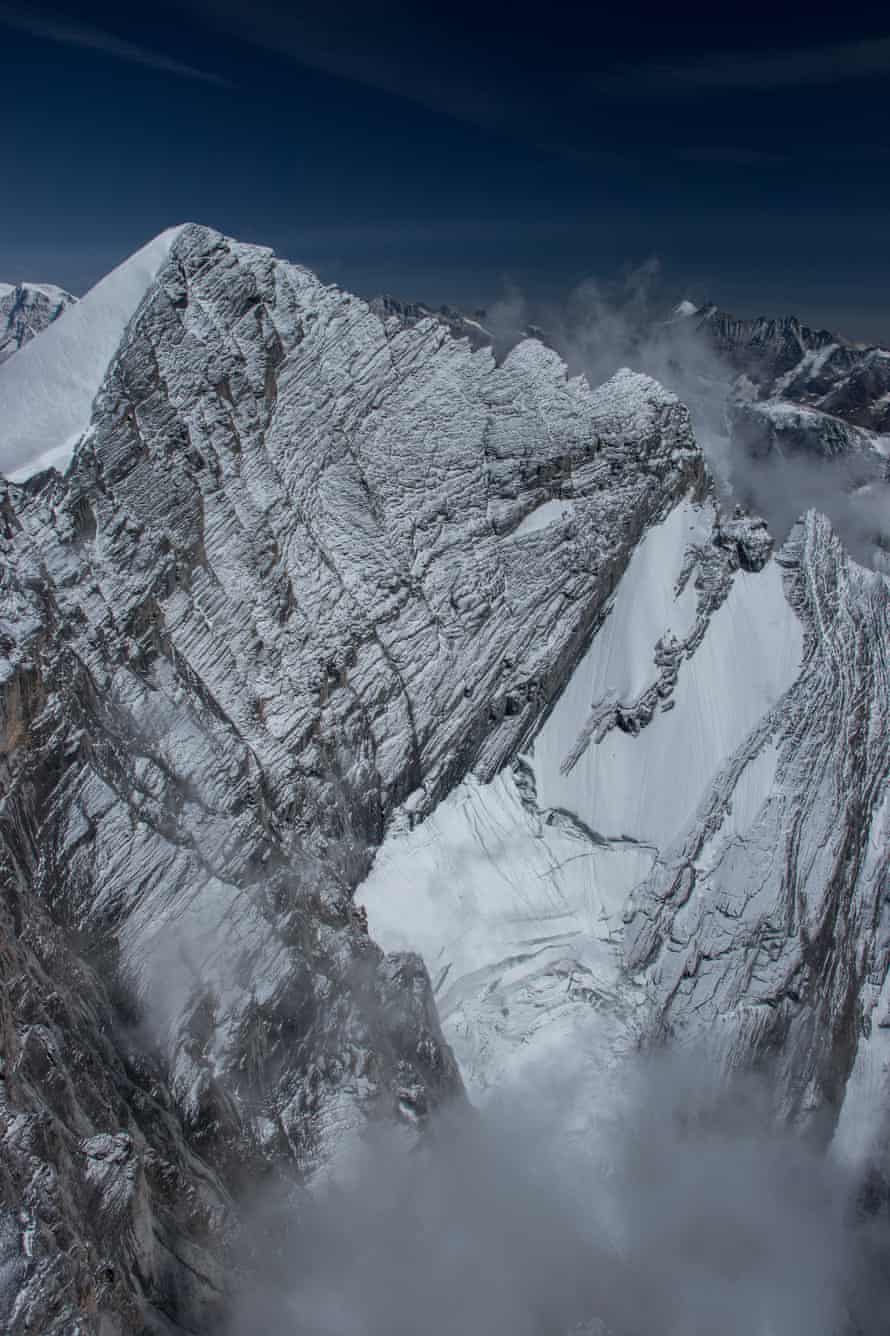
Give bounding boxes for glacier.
[358,493,807,1107]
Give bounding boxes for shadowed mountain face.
[0,282,76,365]
[1,225,889,1333]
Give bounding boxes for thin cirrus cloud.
[0,3,230,86]
[184,0,514,132]
[676,147,789,166]
[590,35,890,96]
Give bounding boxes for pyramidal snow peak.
[1,223,888,1334]
[0,225,188,482]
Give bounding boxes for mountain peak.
[0,225,194,480]
[0,281,77,367]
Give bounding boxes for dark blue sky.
[3,0,890,341]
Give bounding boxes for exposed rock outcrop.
[0,283,75,365]
[1,224,702,1331]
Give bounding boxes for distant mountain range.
[687,302,890,434]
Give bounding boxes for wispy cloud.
[590,35,890,97]
[676,146,789,166]
[180,1,631,171]
[184,0,511,132]
[0,4,230,86]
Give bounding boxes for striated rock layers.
[1,224,705,1332]
[625,510,890,1127]
[0,283,76,366]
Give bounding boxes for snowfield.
[359,495,806,1105]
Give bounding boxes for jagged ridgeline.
[0,282,76,366]
[1,224,888,1334]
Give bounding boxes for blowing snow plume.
[227,1052,890,1336]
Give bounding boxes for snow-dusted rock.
[728,396,886,469]
[686,305,889,426]
[362,497,889,1167]
[360,489,801,1105]
[2,221,888,1333]
[368,292,494,350]
[0,229,184,479]
[626,512,890,1135]
[0,282,75,367]
[1,223,702,1332]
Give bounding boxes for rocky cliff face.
[0,283,76,365]
[1,223,710,1332]
[377,290,890,546]
[625,510,890,1126]
[2,224,889,1333]
[367,293,495,350]
[361,495,890,1159]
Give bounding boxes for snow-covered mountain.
[1,224,888,1334]
[684,303,890,435]
[0,229,184,479]
[368,293,495,349]
[378,286,890,497]
[663,303,890,576]
[666,303,890,490]
[0,282,76,366]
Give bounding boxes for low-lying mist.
[486,264,890,573]
[227,1050,890,1336]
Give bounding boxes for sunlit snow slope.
[358,768,652,1097]
[530,500,802,850]
[0,227,185,479]
[359,495,805,1100]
